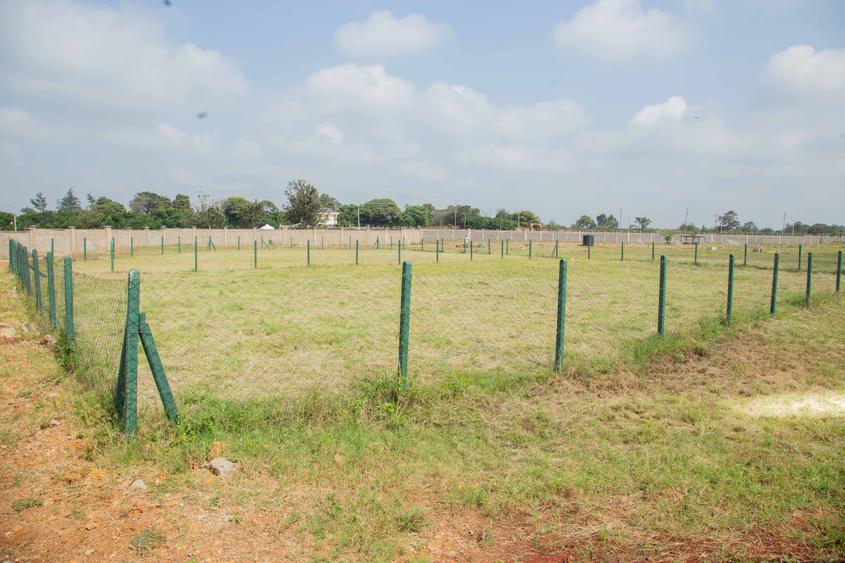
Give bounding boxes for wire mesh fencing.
[7,238,843,433]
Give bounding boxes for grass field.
[70,240,843,275]
[4,247,845,560]
[60,248,834,407]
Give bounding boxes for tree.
[58,189,82,212]
[717,210,740,231]
[512,210,540,229]
[193,194,225,228]
[634,216,652,230]
[223,196,263,228]
[29,192,48,213]
[401,204,433,227]
[336,204,360,227]
[360,199,402,226]
[678,223,697,232]
[86,196,127,227]
[596,213,618,229]
[129,191,171,215]
[574,215,597,229]
[284,179,322,227]
[0,211,15,230]
[741,221,757,233]
[319,193,340,210]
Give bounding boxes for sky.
[0,0,843,229]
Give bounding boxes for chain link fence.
[7,239,843,431]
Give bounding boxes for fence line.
[7,239,844,435]
[2,227,841,256]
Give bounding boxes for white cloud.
[304,64,417,115]
[553,0,687,63]
[631,96,688,125]
[334,11,450,59]
[766,44,845,98]
[0,0,248,113]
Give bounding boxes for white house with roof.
[319,208,340,227]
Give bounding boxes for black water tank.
[582,234,594,246]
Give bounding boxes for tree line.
[1,181,548,230]
[1,185,841,235]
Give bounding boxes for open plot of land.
[1,269,843,561]
[61,254,824,406]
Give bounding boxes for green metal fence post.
[110,238,115,272]
[621,242,624,261]
[193,237,198,271]
[161,236,164,255]
[798,244,802,271]
[307,239,311,266]
[118,269,141,435]
[83,238,87,261]
[238,236,241,251]
[47,251,56,327]
[694,242,699,265]
[836,250,842,294]
[805,252,813,308]
[658,255,667,336]
[398,261,413,391]
[529,239,533,259]
[726,254,735,324]
[435,239,440,263]
[651,242,655,261]
[63,257,74,342]
[32,250,43,312]
[355,239,359,265]
[22,245,31,295]
[469,240,473,261]
[770,253,779,316]
[178,236,181,253]
[743,243,748,267]
[254,240,258,269]
[50,238,54,255]
[506,239,509,255]
[130,236,134,256]
[138,313,179,423]
[554,259,568,373]
[500,240,504,258]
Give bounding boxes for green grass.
[129,528,166,554]
[12,497,43,512]
[70,296,843,560]
[65,250,824,404]
[6,248,845,560]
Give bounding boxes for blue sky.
[1,0,843,228]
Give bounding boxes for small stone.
[49,419,60,427]
[21,322,31,332]
[130,479,147,491]
[206,457,236,478]
[84,549,94,556]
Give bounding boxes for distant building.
[320,209,340,227]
